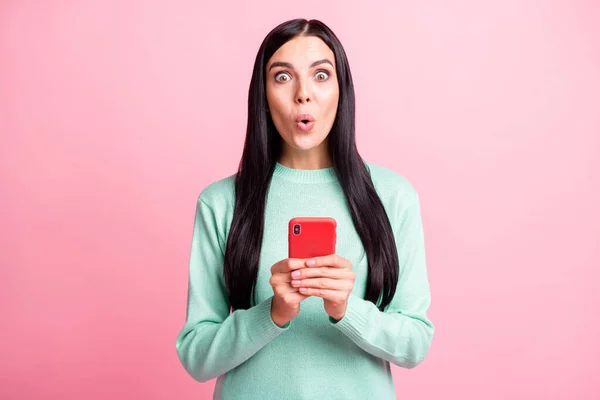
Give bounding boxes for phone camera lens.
[293,224,301,235]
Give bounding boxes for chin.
[289,134,327,151]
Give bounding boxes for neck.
[278,140,332,170]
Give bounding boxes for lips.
[296,114,315,123]
[296,114,315,132]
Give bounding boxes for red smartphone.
[288,217,337,259]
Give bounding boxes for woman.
[175,18,434,399]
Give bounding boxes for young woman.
[175,18,434,399]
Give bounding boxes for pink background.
[1,1,599,399]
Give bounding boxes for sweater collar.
[272,162,338,184]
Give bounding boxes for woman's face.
[265,35,339,159]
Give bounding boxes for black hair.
[223,18,399,312]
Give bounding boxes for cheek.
[266,90,293,137]
[317,85,339,118]
[269,100,289,127]
[266,87,289,117]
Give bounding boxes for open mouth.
[296,120,315,132]
[296,114,315,132]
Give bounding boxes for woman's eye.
[275,72,290,82]
[274,71,329,82]
[315,71,329,81]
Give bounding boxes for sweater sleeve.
[175,197,289,382]
[329,195,434,368]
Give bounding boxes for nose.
[295,78,312,104]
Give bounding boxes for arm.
[329,196,434,368]
[175,197,288,382]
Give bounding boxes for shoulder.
[365,162,419,207]
[197,172,237,210]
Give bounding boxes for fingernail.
[306,259,315,266]
[292,271,300,278]
[300,287,308,293]
[292,280,301,285]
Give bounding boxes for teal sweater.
[175,162,434,399]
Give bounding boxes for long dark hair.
[223,18,399,312]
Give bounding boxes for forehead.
[268,35,335,68]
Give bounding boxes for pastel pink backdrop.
[1,1,598,399]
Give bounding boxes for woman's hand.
[290,254,355,320]
[269,258,311,327]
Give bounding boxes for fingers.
[270,257,355,301]
[271,279,310,306]
[291,277,354,292]
[271,255,352,275]
[305,254,351,269]
[271,258,309,274]
[291,267,356,281]
[279,290,311,304]
[269,273,298,290]
[273,265,355,287]
[296,287,348,302]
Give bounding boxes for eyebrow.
[268,58,334,71]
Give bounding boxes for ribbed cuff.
[328,295,370,342]
[244,296,290,347]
